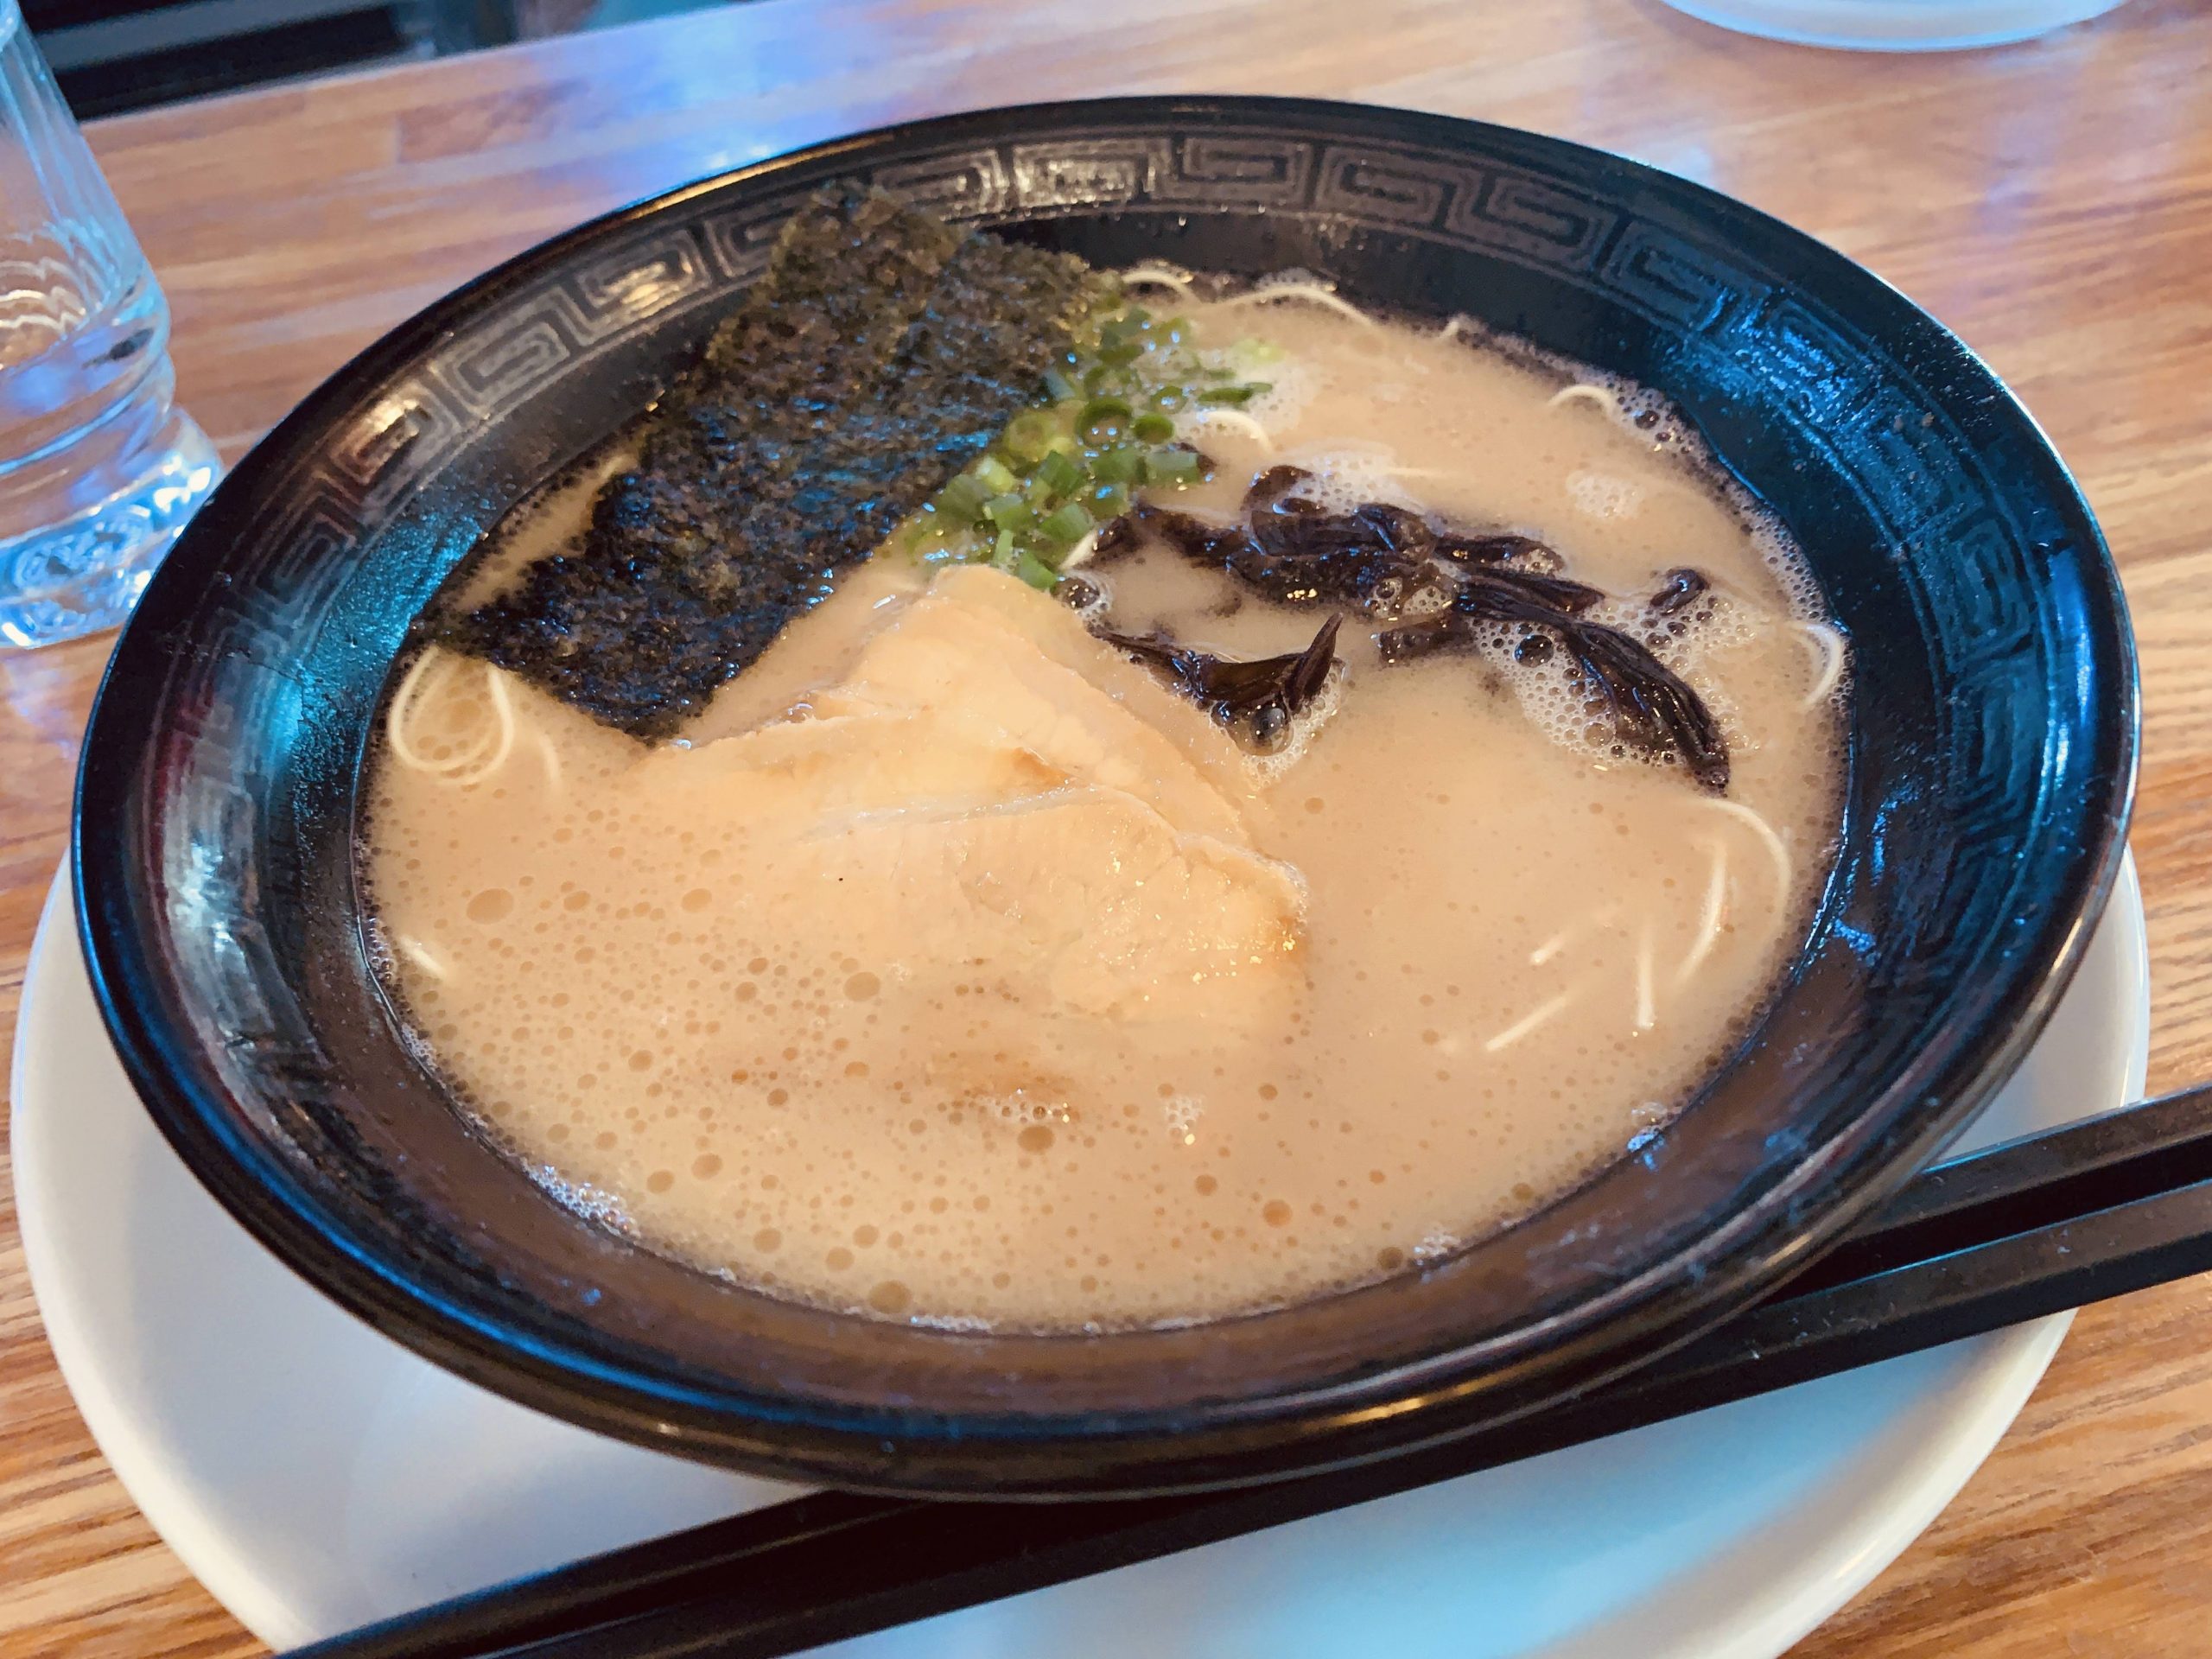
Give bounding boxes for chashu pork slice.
[801,563,1257,842]
[623,566,1305,1038]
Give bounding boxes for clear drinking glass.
[0,0,217,649]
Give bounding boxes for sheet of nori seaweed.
[440,188,1103,738]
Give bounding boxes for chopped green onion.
[1039,501,1094,545]
[1132,411,1175,443]
[1090,446,1144,485]
[1197,382,1270,406]
[1149,385,1186,414]
[1098,311,1153,355]
[1090,482,1130,519]
[1001,409,1060,466]
[1144,446,1205,486]
[991,527,1019,567]
[1023,474,1058,510]
[984,493,1034,532]
[1014,550,1060,591]
[935,473,992,523]
[974,454,1019,494]
[1043,368,1079,404]
[1036,449,1084,498]
[1078,396,1133,445]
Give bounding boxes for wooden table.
[4,0,2211,1651]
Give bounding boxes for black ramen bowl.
[76,97,2135,1497]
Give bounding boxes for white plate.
[12,855,2148,1658]
[1653,0,2126,51]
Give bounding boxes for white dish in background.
[13,855,2148,1658]
[1656,0,2126,50]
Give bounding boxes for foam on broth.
[363,293,1844,1331]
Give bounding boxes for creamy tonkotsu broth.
[365,284,1843,1331]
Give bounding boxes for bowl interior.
[75,98,2133,1495]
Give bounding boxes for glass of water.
[0,0,217,650]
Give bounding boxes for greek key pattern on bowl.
[193,123,2036,721]
[431,225,719,422]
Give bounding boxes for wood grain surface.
[5,0,2212,1651]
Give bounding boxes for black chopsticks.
[289,1083,2212,1659]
